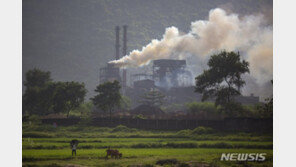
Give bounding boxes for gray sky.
[23,0,272,99]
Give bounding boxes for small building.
[99,63,121,84]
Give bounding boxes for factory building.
[99,26,260,108]
[99,25,127,90]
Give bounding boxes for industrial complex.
[99,26,259,108]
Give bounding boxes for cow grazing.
[105,148,122,159]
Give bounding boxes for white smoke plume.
[109,8,273,85]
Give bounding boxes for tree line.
[23,51,273,119]
[23,69,87,117]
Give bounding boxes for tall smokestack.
[115,26,120,60]
[122,25,127,88]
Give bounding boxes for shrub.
[134,114,146,119]
[178,162,190,167]
[96,127,112,132]
[156,159,178,166]
[78,117,92,126]
[166,142,198,148]
[191,126,214,135]
[199,142,233,148]
[143,164,154,167]
[28,115,42,125]
[22,132,55,138]
[176,129,192,137]
[23,124,57,132]
[162,103,185,112]
[34,124,57,132]
[186,102,217,114]
[131,143,163,148]
[112,125,137,133]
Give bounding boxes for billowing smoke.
[109,8,273,98]
[154,68,194,89]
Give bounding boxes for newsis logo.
[220,153,266,161]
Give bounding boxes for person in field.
[70,139,79,156]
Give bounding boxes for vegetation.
[139,90,165,107]
[184,101,273,119]
[23,68,53,115]
[119,95,132,110]
[256,80,273,118]
[23,69,87,116]
[91,81,122,119]
[162,103,185,113]
[23,148,272,167]
[72,101,94,118]
[24,0,273,97]
[52,81,87,117]
[195,51,249,117]
[186,102,217,117]
[22,123,273,166]
[22,1,273,166]
[22,55,271,166]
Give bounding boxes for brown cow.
[105,148,122,159]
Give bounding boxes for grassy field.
[22,124,273,167]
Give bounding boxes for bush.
[162,103,185,112]
[143,165,154,167]
[96,127,112,132]
[28,115,42,125]
[176,129,192,137]
[156,159,178,166]
[23,124,57,132]
[191,126,214,135]
[176,127,214,137]
[166,142,198,148]
[134,114,146,119]
[22,132,55,138]
[186,102,217,114]
[178,162,190,167]
[78,117,92,126]
[199,142,233,148]
[112,125,137,133]
[131,143,163,148]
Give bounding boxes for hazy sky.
[23,0,272,99]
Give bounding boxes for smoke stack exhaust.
[122,25,128,88]
[110,8,273,86]
[115,26,120,60]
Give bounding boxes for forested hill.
[23,0,272,98]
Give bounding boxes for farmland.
[22,123,273,167]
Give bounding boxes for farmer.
[70,139,79,156]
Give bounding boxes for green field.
[23,124,273,167]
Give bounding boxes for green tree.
[195,51,249,116]
[91,81,121,119]
[52,82,87,117]
[139,90,165,107]
[76,101,94,117]
[23,68,54,115]
[24,68,52,88]
[186,102,217,114]
[256,80,273,118]
[119,95,132,110]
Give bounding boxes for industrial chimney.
[122,25,128,88]
[115,26,120,60]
